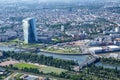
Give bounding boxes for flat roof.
[89,47,103,51]
[22,18,35,22]
[107,45,120,49]
[24,75,38,80]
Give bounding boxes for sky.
[0,0,119,3]
[0,0,76,2]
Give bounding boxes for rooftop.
[89,47,103,51]
[108,45,120,48]
[22,18,35,22]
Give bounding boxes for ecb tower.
[23,18,37,44]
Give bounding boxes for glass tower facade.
[23,18,37,44]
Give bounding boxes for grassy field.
[14,63,39,69]
[40,66,67,74]
[41,45,82,54]
[14,63,67,74]
[42,48,81,54]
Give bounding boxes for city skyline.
[0,1,120,80]
[0,0,119,3]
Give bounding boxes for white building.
[88,47,103,53]
[107,45,120,51]
[88,45,120,53]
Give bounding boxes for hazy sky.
[0,0,78,2]
[0,0,119,3]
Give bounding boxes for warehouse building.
[88,45,120,53]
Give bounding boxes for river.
[96,62,120,70]
[0,46,89,64]
[1,46,120,69]
[38,52,89,64]
[0,46,21,52]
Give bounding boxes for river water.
[38,52,89,64]
[0,46,120,69]
[96,62,120,70]
[0,46,89,64]
[0,46,21,51]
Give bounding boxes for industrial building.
[88,45,120,53]
[107,45,120,51]
[89,47,103,53]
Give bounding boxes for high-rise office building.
[23,18,37,44]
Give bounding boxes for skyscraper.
[23,18,37,44]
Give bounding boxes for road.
[4,69,68,80]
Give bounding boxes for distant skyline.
[0,0,119,3]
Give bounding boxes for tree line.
[3,51,78,71]
[62,64,120,80]
[2,51,120,80]
[100,57,120,65]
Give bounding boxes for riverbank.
[40,49,89,55]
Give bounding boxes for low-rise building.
[20,74,39,80]
[0,68,7,75]
[88,45,120,53]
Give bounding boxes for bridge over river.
[79,51,101,69]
